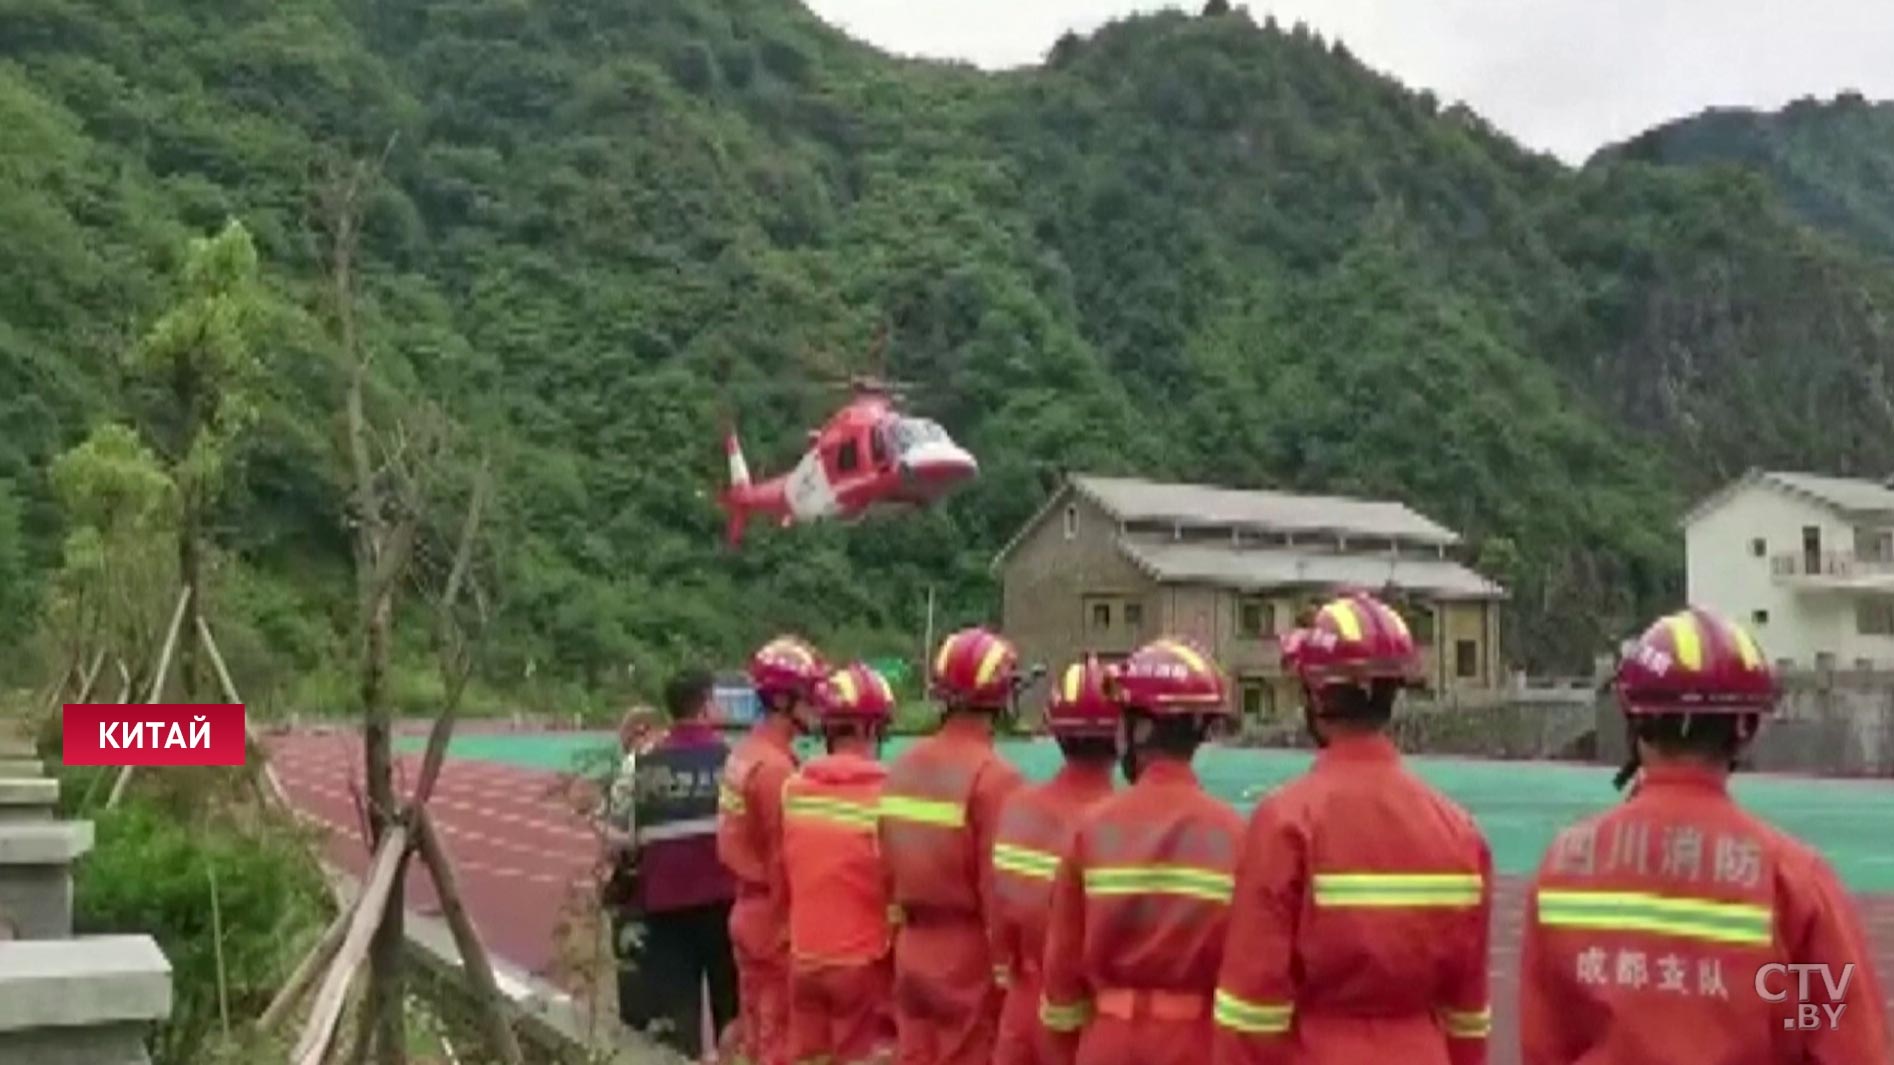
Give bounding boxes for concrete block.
[0,822,94,938]
[0,1022,153,1065]
[0,759,43,778]
[0,936,173,1033]
[0,778,58,823]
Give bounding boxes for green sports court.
[399,732,1894,891]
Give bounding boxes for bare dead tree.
[279,141,522,1065]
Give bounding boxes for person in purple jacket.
[626,669,740,1058]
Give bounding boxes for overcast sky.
[804,0,1894,163]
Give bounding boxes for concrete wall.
[1594,667,1894,777]
[1686,482,1894,667]
[1000,491,1155,676]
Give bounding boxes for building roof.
[1682,468,1894,527]
[1118,540,1506,600]
[990,473,1467,572]
[1079,474,1458,542]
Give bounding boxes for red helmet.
[1615,608,1778,716]
[930,627,1020,709]
[1113,637,1230,717]
[1282,592,1422,687]
[1045,655,1120,738]
[748,635,827,700]
[813,662,897,726]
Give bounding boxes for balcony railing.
[1770,551,1894,581]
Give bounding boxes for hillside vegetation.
[1602,93,1894,261]
[5,0,1894,704]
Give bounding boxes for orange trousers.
[994,971,1051,1065]
[892,918,1003,1065]
[731,895,790,1065]
[790,956,894,1065]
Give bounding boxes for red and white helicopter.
[717,333,978,547]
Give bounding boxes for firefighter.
[1213,590,1493,1065]
[991,654,1121,1065]
[783,661,900,1065]
[879,626,1028,1065]
[1038,637,1246,1065]
[1519,607,1890,1065]
[720,635,828,1065]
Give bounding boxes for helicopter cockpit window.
[869,428,890,467]
[836,439,860,474]
[890,418,948,454]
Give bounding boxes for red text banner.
[62,703,248,767]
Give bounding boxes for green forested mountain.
[1601,93,1894,261]
[5,0,1894,705]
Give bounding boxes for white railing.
[1770,551,1894,581]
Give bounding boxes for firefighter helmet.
[1045,655,1120,738]
[813,661,897,726]
[1281,591,1422,687]
[930,627,1020,709]
[1113,637,1230,716]
[748,635,827,699]
[1615,608,1778,717]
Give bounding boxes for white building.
[1684,469,1894,668]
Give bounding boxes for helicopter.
[718,326,978,547]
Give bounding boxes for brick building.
[992,474,1507,719]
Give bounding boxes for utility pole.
[922,586,936,675]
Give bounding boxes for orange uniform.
[1212,732,1493,1065]
[719,715,801,1065]
[784,751,895,1065]
[1520,762,1890,1065]
[991,761,1116,1065]
[878,714,1025,1065]
[1039,759,1246,1065]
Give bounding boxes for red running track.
[268,730,605,981]
[269,731,1894,1063]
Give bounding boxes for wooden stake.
[113,657,132,703]
[261,899,354,1032]
[290,825,409,1065]
[413,809,525,1065]
[197,615,292,811]
[73,649,107,704]
[210,861,231,1038]
[107,586,192,809]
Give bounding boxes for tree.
[1202,0,1232,15]
[124,220,268,701]
[44,424,180,696]
[0,479,27,645]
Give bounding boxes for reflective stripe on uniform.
[784,793,878,831]
[1312,872,1483,908]
[879,794,966,827]
[993,842,1060,880]
[635,817,719,843]
[1535,888,1772,945]
[1039,995,1093,1031]
[718,784,746,815]
[1213,989,1293,1034]
[1082,864,1235,903]
[1442,1006,1492,1039]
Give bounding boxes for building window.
[1401,603,1437,645]
[1750,538,1766,558]
[1238,598,1274,637]
[1063,504,1078,541]
[1090,601,1112,632]
[1857,601,1894,637]
[1240,680,1272,718]
[836,440,859,473]
[1752,609,1769,626]
[1455,639,1479,679]
[1124,601,1144,632]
